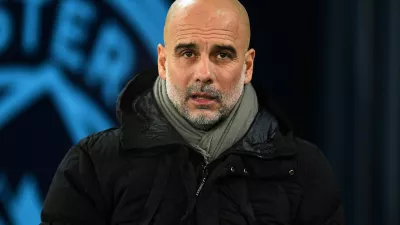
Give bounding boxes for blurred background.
[0,0,398,224]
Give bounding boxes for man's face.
[158,1,255,130]
[165,61,246,130]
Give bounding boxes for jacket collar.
[116,66,297,159]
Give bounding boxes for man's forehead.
[168,15,242,47]
[172,25,238,40]
[171,10,241,33]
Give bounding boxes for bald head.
[163,0,251,50]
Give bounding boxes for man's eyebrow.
[174,43,199,53]
[211,44,237,55]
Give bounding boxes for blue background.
[0,0,399,225]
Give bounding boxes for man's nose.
[195,56,213,83]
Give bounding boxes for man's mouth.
[190,92,218,104]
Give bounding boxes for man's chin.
[189,111,220,122]
[185,112,224,131]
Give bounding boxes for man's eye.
[183,52,195,58]
[217,52,230,59]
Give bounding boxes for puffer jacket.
[40,66,344,225]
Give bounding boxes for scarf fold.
[153,76,258,162]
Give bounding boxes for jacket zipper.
[191,144,210,197]
[195,162,208,197]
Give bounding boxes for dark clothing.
[40,67,344,225]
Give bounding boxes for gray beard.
[173,103,231,131]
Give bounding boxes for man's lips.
[191,92,217,99]
[189,92,218,104]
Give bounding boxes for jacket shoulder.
[293,137,328,166]
[75,127,121,154]
[41,128,120,224]
[294,137,320,153]
[293,137,335,180]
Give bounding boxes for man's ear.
[244,48,255,84]
[158,44,167,80]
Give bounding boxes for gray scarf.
[153,77,258,162]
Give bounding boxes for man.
[40,0,344,224]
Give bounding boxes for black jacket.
[40,67,344,225]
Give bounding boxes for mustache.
[185,84,221,99]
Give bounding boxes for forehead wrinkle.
[175,25,238,34]
[172,26,238,44]
[173,24,238,36]
[174,32,236,41]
